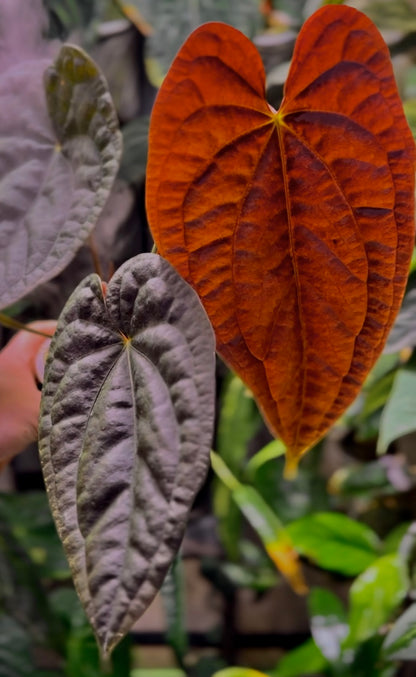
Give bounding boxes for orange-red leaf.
[146,6,416,468]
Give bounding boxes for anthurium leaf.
[0,2,122,309]
[39,253,216,656]
[346,554,409,647]
[286,512,381,576]
[378,356,416,454]
[146,5,415,472]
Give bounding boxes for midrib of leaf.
[230,119,277,361]
[275,109,380,449]
[102,339,138,642]
[276,116,308,455]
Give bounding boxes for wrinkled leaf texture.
[0,0,121,309]
[146,5,416,470]
[39,253,216,655]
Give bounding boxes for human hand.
[0,321,57,471]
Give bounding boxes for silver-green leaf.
[39,253,216,655]
[0,1,121,309]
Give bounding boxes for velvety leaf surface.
[146,5,416,469]
[0,2,122,309]
[38,253,216,655]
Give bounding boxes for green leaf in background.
[131,671,185,677]
[0,614,36,677]
[0,492,69,580]
[404,99,416,143]
[328,457,414,499]
[213,373,262,560]
[378,355,416,454]
[286,512,381,576]
[39,253,216,656]
[42,0,95,38]
[66,626,131,677]
[346,554,408,647]
[385,273,416,353]
[252,444,330,525]
[245,439,286,478]
[399,522,416,591]
[212,669,268,677]
[383,601,416,660]
[349,0,416,32]
[211,451,307,595]
[0,508,59,649]
[117,0,262,86]
[271,638,328,677]
[308,588,348,661]
[119,116,150,184]
[383,522,413,554]
[347,635,396,677]
[161,556,189,668]
[0,0,122,310]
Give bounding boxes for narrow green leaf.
[286,513,381,576]
[213,373,261,560]
[378,359,416,454]
[39,253,216,656]
[346,554,409,647]
[0,4,122,309]
[211,452,307,595]
[161,556,189,667]
[246,439,286,478]
[308,588,348,661]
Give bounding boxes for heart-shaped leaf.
[146,6,415,471]
[38,253,216,655]
[0,1,122,309]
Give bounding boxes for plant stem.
[0,313,52,338]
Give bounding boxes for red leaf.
[146,6,415,470]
